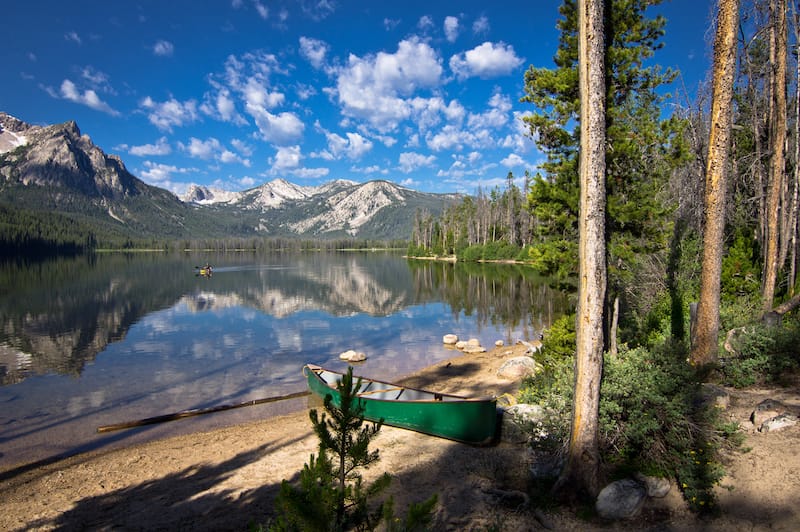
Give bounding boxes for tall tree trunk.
[692,0,739,366]
[790,3,800,295]
[553,0,606,502]
[763,0,787,312]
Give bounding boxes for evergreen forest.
[408,0,800,512]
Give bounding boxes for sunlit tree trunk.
[763,0,787,312]
[553,0,606,501]
[692,0,739,365]
[790,3,800,295]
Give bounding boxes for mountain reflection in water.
[0,252,569,470]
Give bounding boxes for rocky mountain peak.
[0,113,38,153]
[1,112,455,241]
[1,115,141,199]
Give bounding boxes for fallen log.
[771,292,800,316]
[97,390,311,433]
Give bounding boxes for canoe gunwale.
[303,363,495,404]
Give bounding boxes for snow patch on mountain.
[0,112,34,154]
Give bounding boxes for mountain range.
[0,112,458,246]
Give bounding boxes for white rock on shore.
[339,349,367,362]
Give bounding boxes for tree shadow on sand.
[38,437,307,532]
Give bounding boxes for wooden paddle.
[96,390,311,433]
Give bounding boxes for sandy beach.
[1,343,799,531]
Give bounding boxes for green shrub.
[719,322,800,387]
[457,244,483,262]
[517,341,741,514]
[540,314,576,361]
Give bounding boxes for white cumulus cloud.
[501,153,526,167]
[181,137,223,160]
[59,79,120,116]
[450,42,523,80]
[398,151,436,173]
[254,0,268,19]
[64,31,81,45]
[129,137,171,156]
[334,37,443,132]
[140,96,199,131]
[271,145,302,170]
[472,15,490,35]
[248,106,305,144]
[299,36,329,69]
[314,123,374,160]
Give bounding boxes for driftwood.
[97,390,311,433]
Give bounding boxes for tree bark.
[692,0,739,366]
[763,0,787,312]
[553,0,606,502]
[790,3,800,295]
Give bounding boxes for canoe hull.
[303,364,497,445]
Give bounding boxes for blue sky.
[2,1,713,195]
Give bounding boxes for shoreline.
[3,343,800,530]
[0,343,531,531]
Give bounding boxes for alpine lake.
[0,251,570,471]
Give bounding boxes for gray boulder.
[751,398,788,427]
[497,356,540,379]
[596,478,647,520]
[760,413,799,433]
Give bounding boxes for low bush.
[718,321,800,387]
[518,339,742,514]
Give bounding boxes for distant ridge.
[0,112,458,244]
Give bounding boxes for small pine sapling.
[272,366,432,531]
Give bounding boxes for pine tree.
[522,0,689,299]
[270,367,436,531]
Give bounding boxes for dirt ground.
[1,343,799,531]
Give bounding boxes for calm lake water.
[0,251,569,471]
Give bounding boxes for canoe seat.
[358,386,404,397]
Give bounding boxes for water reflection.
[0,252,570,469]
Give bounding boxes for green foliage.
[406,243,434,258]
[381,494,439,532]
[518,340,744,514]
[458,244,484,262]
[0,203,97,257]
[720,232,761,303]
[516,314,577,451]
[718,322,800,388]
[540,313,577,361]
[526,239,578,285]
[521,0,688,294]
[270,367,436,531]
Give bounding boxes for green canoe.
[303,364,498,445]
